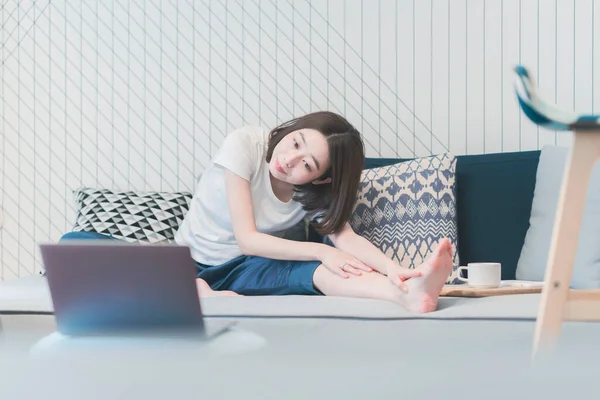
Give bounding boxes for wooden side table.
[514,65,600,357]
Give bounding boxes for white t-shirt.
[174,126,307,265]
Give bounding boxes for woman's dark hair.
[265,111,365,236]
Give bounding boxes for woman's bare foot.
[312,240,453,312]
[396,238,454,313]
[196,278,241,297]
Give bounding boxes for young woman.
[61,111,453,313]
[173,111,454,313]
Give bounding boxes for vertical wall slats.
[0,0,598,279]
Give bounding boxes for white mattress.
[0,275,543,320]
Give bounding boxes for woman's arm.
[224,170,370,277]
[327,222,398,275]
[328,222,421,287]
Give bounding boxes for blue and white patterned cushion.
[350,154,461,284]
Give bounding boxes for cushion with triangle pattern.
[71,187,193,244]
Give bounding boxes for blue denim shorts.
[59,231,323,296]
[195,255,322,296]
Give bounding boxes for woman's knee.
[59,231,116,241]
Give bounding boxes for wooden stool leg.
[533,130,600,356]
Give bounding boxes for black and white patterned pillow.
[71,187,193,243]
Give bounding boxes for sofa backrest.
[308,151,541,280]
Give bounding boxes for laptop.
[39,241,232,340]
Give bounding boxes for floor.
[2,314,600,399]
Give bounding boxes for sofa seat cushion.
[0,276,542,320]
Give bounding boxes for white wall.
[1,0,599,280]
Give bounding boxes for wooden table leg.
[533,130,600,357]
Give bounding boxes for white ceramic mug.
[457,262,501,288]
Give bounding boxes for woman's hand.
[320,246,373,278]
[386,264,422,292]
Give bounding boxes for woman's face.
[269,128,331,185]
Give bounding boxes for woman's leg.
[195,278,241,297]
[196,255,323,297]
[193,239,454,311]
[313,238,454,313]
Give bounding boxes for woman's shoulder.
[226,125,270,144]
[212,125,271,180]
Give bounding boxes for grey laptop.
[39,241,228,339]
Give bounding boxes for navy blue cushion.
[454,151,539,280]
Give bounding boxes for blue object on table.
[513,65,600,131]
